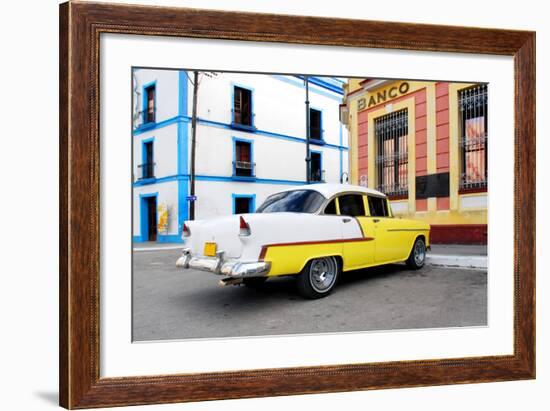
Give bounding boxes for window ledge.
[231,175,257,182]
[135,122,156,132]
[230,122,257,132]
[135,177,156,185]
[309,138,325,146]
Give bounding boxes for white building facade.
[133,69,349,243]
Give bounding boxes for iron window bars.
[375,109,409,197]
[459,84,488,190]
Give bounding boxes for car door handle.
[342,218,351,223]
[373,219,380,223]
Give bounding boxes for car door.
[337,193,376,270]
[366,195,406,263]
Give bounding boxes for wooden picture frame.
[59,1,535,408]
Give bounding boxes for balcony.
[230,109,256,131]
[137,162,156,180]
[310,169,325,183]
[232,161,256,180]
[309,126,324,145]
[134,108,156,131]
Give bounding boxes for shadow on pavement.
[177,262,413,316]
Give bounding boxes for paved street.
[132,248,487,341]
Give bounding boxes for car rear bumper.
[175,248,271,278]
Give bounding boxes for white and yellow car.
[176,183,430,299]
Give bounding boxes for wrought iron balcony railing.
[134,108,156,129]
[138,162,155,180]
[233,161,256,178]
[311,169,325,183]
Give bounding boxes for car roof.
[278,183,387,199]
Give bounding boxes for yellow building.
[340,79,487,244]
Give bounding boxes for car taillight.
[182,222,191,237]
[239,216,251,237]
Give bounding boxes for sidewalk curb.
[133,245,183,252]
[426,254,487,270]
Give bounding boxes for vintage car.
[176,183,430,299]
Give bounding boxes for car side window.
[338,194,366,217]
[368,196,390,217]
[324,198,338,215]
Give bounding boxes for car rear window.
[256,190,326,214]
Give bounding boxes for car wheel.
[297,256,339,299]
[406,237,426,269]
[242,277,267,289]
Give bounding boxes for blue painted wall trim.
[295,75,345,95]
[134,115,187,135]
[231,193,256,214]
[133,234,183,244]
[133,115,348,151]
[177,70,190,235]
[133,173,307,187]
[198,118,347,151]
[270,75,343,101]
[158,234,184,243]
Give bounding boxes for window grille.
[459,85,488,190]
[375,109,409,196]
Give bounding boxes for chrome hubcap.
[309,257,338,293]
[414,240,426,266]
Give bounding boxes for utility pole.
[305,76,311,184]
[189,70,199,220]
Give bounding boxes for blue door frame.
[232,194,256,214]
[138,192,158,242]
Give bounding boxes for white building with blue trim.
[132,69,349,243]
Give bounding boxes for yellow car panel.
[262,241,344,277]
[342,218,375,270]
[262,195,430,276]
[372,217,428,263]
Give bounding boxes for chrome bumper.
[175,248,271,278]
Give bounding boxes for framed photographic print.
[59,1,535,408]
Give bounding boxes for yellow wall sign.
[158,203,168,233]
[358,82,410,110]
